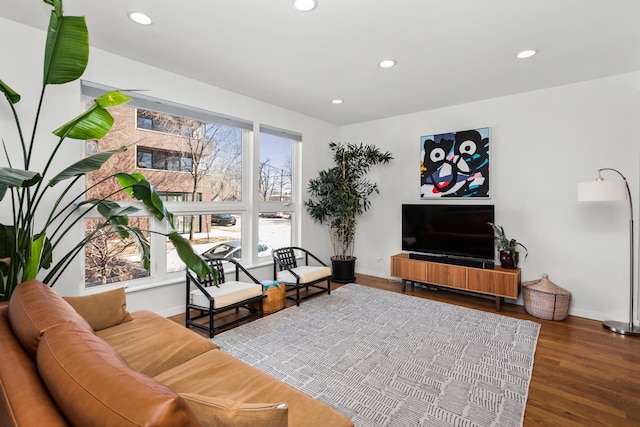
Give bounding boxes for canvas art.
[420,127,490,198]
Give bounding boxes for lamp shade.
[577,180,628,202]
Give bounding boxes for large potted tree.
[0,0,210,300]
[305,142,392,282]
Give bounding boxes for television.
[401,204,495,264]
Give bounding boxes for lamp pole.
[597,168,638,335]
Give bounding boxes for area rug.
[214,283,540,427]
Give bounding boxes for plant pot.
[499,251,519,269]
[331,256,357,283]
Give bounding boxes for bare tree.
[258,159,278,202]
[84,219,150,287]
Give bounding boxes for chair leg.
[209,309,215,339]
[296,285,301,306]
[327,279,331,294]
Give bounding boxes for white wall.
[340,72,640,322]
[4,15,639,322]
[0,17,337,315]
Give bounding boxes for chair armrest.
[226,258,261,284]
[290,246,328,267]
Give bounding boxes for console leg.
[495,296,503,311]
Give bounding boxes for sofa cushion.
[63,287,132,331]
[8,280,92,359]
[37,321,199,427]
[155,349,353,427]
[180,393,288,427]
[276,266,332,284]
[0,303,68,427]
[190,281,263,309]
[96,310,219,377]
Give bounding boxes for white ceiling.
[3,0,640,125]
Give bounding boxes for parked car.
[201,240,272,260]
[210,213,236,226]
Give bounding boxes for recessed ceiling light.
[378,59,397,68]
[293,0,318,12]
[515,49,538,59]
[332,99,343,104]
[128,11,152,25]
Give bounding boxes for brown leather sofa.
[0,280,353,427]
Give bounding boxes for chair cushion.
[64,287,133,331]
[179,393,288,427]
[37,321,199,427]
[277,266,332,284]
[190,281,263,309]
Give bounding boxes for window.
[258,127,301,254]
[136,147,193,172]
[81,81,300,289]
[84,218,150,288]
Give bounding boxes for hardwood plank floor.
[171,274,640,426]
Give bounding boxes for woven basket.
[261,282,286,314]
[522,274,571,321]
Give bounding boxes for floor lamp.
[577,168,639,336]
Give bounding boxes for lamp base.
[602,320,640,336]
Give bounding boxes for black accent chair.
[272,246,332,306]
[186,258,265,338]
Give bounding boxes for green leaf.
[114,173,175,227]
[53,104,113,140]
[128,227,151,270]
[0,79,20,104]
[23,233,46,281]
[0,225,15,273]
[95,90,132,108]
[53,91,131,140]
[43,12,88,85]
[0,168,42,198]
[97,204,142,240]
[48,146,127,186]
[168,232,211,278]
[43,0,61,16]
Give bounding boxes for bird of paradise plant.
[0,0,211,300]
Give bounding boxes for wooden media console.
[390,253,521,310]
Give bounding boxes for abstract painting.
[420,127,490,198]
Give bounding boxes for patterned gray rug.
[214,283,540,427]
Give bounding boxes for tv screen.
[402,204,495,261]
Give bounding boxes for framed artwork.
[420,127,490,198]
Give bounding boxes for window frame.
[80,81,302,291]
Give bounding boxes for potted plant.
[305,142,392,282]
[0,0,210,300]
[488,223,528,269]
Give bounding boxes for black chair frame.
[186,258,265,338]
[272,246,331,306]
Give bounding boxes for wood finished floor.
[171,274,640,426]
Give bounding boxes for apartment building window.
[137,147,193,172]
[81,81,300,289]
[136,110,165,132]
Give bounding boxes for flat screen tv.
[402,204,495,261]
